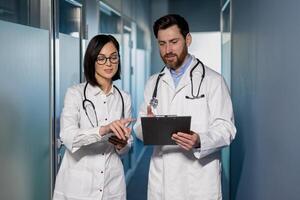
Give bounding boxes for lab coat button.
[105,118,107,120]
[99,189,102,192]
[101,171,103,173]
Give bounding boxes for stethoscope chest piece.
[150,97,158,109]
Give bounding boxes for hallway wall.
[230,0,300,199]
[0,20,51,200]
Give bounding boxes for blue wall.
[169,0,220,32]
[231,0,300,199]
[0,20,51,200]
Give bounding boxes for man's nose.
[166,43,173,53]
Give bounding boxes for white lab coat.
[53,82,132,200]
[134,56,236,200]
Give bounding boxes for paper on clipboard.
[141,115,191,145]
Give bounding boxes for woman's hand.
[108,135,129,150]
[99,118,135,140]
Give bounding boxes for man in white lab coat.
[134,14,237,200]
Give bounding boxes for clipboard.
[141,116,191,145]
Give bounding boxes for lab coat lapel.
[86,83,101,100]
[174,68,190,94]
[85,83,102,120]
[161,67,176,91]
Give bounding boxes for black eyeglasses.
[96,55,119,65]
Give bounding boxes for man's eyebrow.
[170,38,179,41]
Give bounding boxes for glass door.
[221,1,231,200]
[99,1,122,87]
[53,0,83,176]
[0,0,52,199]
[122,19,133,95]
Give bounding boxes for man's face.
[157,25,190,70]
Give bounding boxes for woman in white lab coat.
[53,35,133,200]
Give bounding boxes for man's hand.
[171,131,200,151]
[147,105,155,117]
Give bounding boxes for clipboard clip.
[155,115,177,117]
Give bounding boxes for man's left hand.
[171,131,200,151]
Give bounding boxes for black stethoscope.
[82,82,124,127]
[150,58,206,109]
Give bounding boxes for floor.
[126,146,153,200]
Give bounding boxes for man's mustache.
[164,53,177,58]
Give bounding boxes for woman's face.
[95,42,119,82]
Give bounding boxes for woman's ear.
[185,33,192,47]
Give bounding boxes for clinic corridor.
[1,0,300,200]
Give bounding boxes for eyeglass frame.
[96,54,120,65]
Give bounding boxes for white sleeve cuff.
[68,127,102,153]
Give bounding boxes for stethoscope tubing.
[150,58,205,107]
[82,82,124,127]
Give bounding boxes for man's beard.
[161,47,188,70]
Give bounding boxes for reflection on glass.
[99,2,121,34]
[0,0,49,29]
[221,2,231,200]
[123,28,132,93]
[137,26,146,49]
[221,1,231,86]
[0,19,50,200]
[99,2,122,87]
[55,0,82,172]
[59,0,81,37]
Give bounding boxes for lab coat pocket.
[64,169,93,197]
[186,96,208,120]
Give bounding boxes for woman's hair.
[153,14,189,39]
[84,34,121,86]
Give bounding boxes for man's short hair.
[84,34,121,86]
[153,14,190,38]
